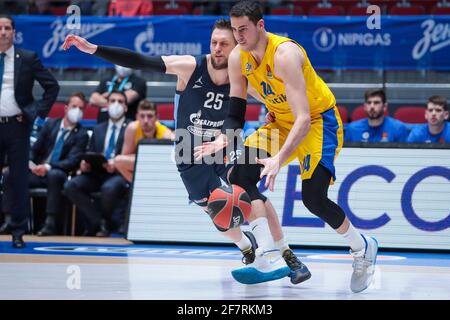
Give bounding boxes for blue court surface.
[0,236,449,300]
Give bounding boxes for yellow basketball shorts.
[244,106,344,183]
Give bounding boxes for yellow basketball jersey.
[240,32,336,126]
[134,120,170,146]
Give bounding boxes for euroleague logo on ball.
[232,215,241,228]
[207,185,251,231]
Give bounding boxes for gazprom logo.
[135,22,155,49]
[313,27,336,52]
[135,22,201,55]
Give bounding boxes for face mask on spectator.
[67,107,83,124]
[115,65,133,78]
[108,102,125,120]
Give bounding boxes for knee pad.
[229,164,267,202]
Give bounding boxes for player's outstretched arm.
[62,35,195,80]
[62,34,165,71]
[62,34,97,54]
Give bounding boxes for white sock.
[274,238,290,254]
[342,223,365,252]
[249,217,274,251]
[235,231,252,251]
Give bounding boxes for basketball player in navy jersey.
[62,19,310,285]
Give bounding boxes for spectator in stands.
[192,0,236,15]
[2,93,89,236]
[0,1,29,14]
[70,0,110,16]
[92,0,110,15]
[90,64,146,123]
[29,0,52,15]
[407,96,450,143]
[344,89,409,142]
[64,91,130,237]
[70,0,93,15]
[115,99,174,183]
[263,0,284,14]
[0,15,59,248]
[108,0,153,16]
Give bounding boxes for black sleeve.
[221,97,247,133]
[95,78,108,94]
[94,45,166,73]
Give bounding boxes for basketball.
[207,185,252,231]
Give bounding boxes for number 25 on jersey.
[204,92,224,110]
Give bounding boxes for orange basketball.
[207,185,252,231]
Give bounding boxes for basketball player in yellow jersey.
[195,0,378,293]
[115,100,174,182]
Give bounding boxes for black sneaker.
[240,231,258,265]
[282,249,312,284]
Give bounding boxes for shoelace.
[352,256,373,274]
[283,251,301,269]
[241,247,255,265]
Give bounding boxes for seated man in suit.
[64,91,130,237]
[115,99,174,183]
[2,92,89,236]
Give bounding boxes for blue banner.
[13,15,450,70]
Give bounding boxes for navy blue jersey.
[174,55,230,166]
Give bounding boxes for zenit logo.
[412,19,450,60]
[43,19,115,58]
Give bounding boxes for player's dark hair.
[108,90,128,105]
[137,99,157,113]
[229,1,263,26]
[364,88,386,104]
[428,95,448,111]
[212,19,237,44]
[213,18,232,32]
[66,92,87,107]
[0,14,15,30]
